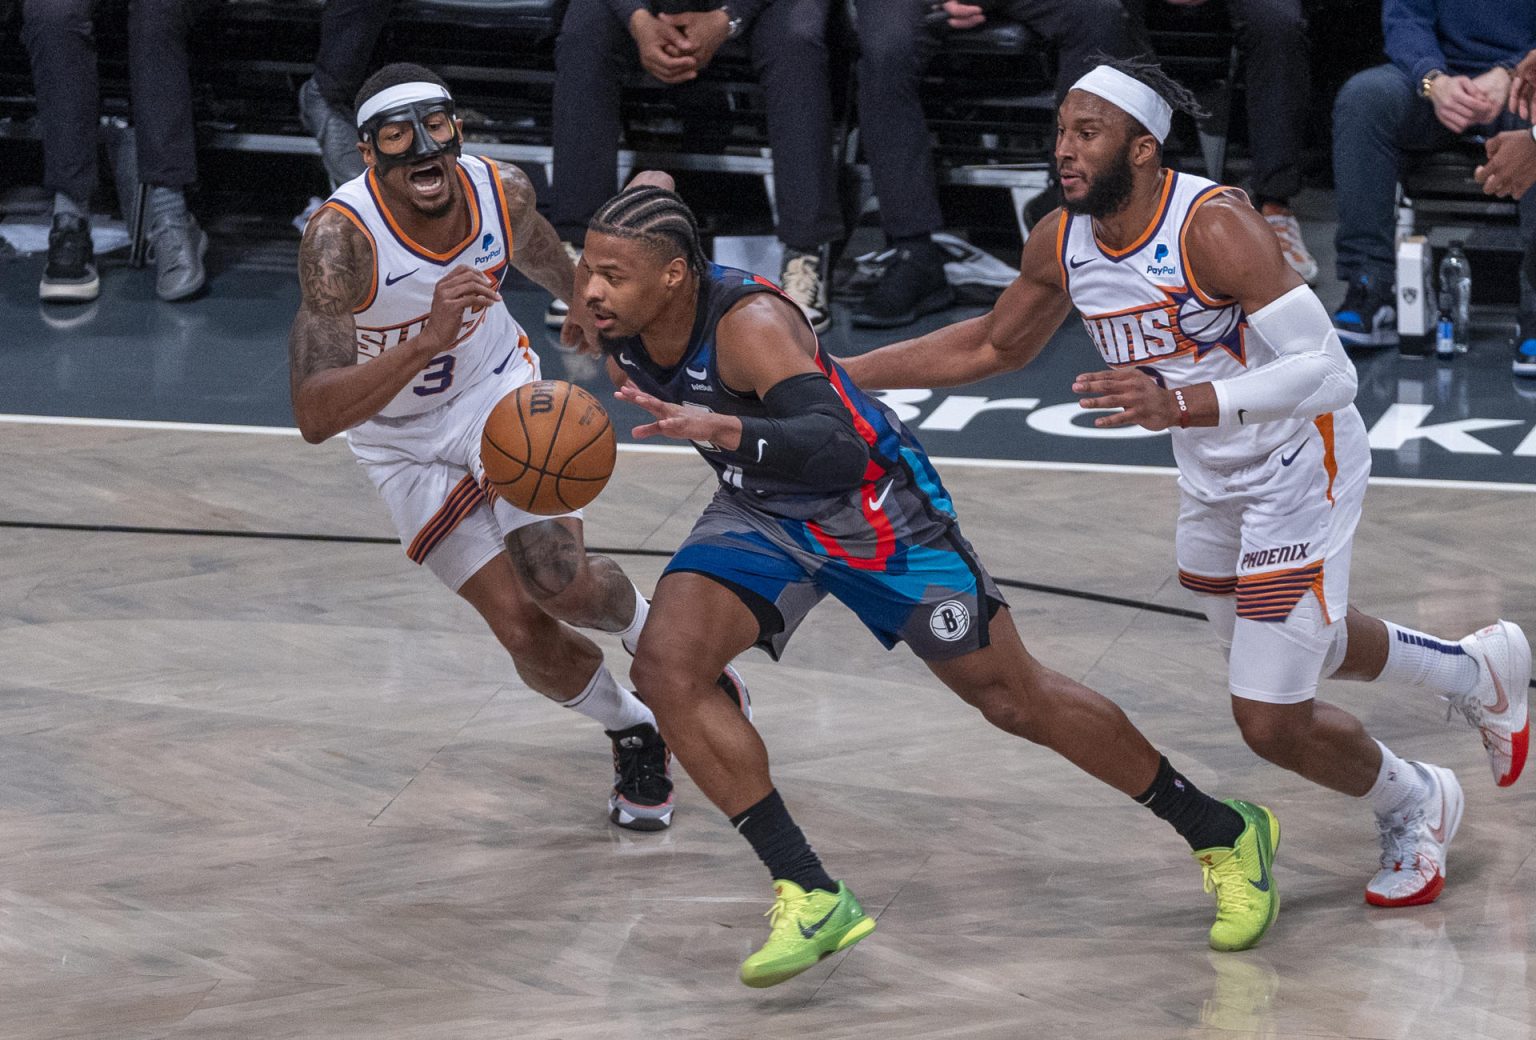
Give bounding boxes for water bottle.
[1435,292,1455,359]
[1438,241,1472,353]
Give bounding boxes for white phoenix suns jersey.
[1057,170,1318,471]
[318,154,532,422]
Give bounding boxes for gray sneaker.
[298,77,364,188]
[148,212,208,301]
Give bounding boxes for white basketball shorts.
[1175,408,1370,700]
[346,345,582,592]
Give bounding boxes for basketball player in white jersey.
[287,62,748,832]
[842,57,1531,908]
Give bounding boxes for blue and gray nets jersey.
[603,264,958,559]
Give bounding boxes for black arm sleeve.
[737,372,869,492]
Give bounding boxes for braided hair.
[589,186,709,275]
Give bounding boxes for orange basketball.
[481,380,616,514]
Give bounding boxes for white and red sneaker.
[1366,763,1464,908]
[1450,620,1531,787]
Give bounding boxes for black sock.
[1135,755,1245,851]
[730,789,837,893]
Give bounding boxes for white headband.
[356,81,453,128]
[1070,66,1172,143]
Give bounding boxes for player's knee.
[504,524,588,606]
[484,603,556,661]
[970,681,1044,742]
[626,637,680,698]
[1231,704,1304,767]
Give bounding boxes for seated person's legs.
[23,0,101,302]
[300,0,393,186]
[749,0,841,333]
[551,0,643,246]
[1001,0,1140,94]
[544,0,640,327]
[1330,63,1452,347]
[848,0,954,329]
[129,0,208,301]
[1227,0,1318,283]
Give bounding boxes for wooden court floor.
[1,420,1532,1040]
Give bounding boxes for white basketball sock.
[1379,621,1480,696]
[563,664,654,732]
[1365,741,1429,817]
[618,584,650,656]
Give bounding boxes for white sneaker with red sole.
[1449,620,1531,787]
[1366,763,1464,908]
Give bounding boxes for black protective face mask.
[359,100,462,176]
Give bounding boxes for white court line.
[3,412,1534,494]
[0,413,303,437]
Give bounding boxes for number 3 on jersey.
[415,354,456,396]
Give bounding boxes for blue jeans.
[1332,63,1535,314]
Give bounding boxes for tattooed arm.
[288,208,497,443]
[501,163,575,304]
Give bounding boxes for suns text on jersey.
[355,310,487,358]
[1081,303,1186,366]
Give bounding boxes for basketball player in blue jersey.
[286,63,748,833]
[842,57,1531,911]
[572,183,1281,988]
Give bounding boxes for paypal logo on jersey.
[474,231,504,266]
[1146,242,1175,277]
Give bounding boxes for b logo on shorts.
[929,599,970,642]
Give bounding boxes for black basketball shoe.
[40,213,99,303]
[606,723,674,831]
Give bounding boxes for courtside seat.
[1403,144,1520,224]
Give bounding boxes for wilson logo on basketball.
[527,384,557,415]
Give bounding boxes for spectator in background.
[548,0,842,332]
[297,0,393,188]
[1121,0,1319,284]
[23,0,210,303]
[849,0,1141,329]
[1475,47,1536,378]
[1330,0,1536,364]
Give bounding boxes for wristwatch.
[1418,69,1443,99]
[720,3,743,38]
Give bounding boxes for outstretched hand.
[615,383,742,449]
[1073,368,1177,430]
[1475,129,1536,199]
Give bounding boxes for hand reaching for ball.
[615,383,743,450]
